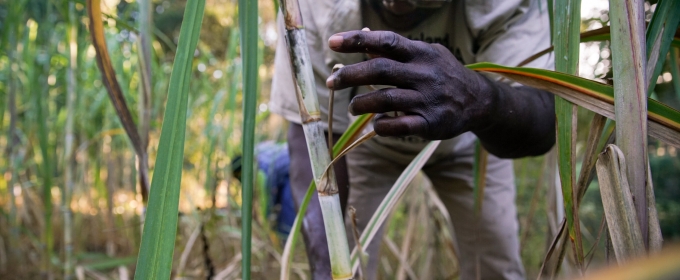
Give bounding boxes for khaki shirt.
[269,0,553,154]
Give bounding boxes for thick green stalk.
[609,0,649,248]
[238,0,258,277]
[281,113,373,279]
[553,0,584,268]
[63,2,77,278]
[279,0,352,278]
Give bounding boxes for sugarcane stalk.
[279,0,352,278]
[609,0,650,248]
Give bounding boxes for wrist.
[469,72,501,134]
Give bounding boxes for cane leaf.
[553,0,584,268]
[646,0,680,96]
[350,141,441,274]
[134,0,205,279]
[239,0,259,277]
[466,63,680,148]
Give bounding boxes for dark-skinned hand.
[326,30,556,158]
[326,30,496,140]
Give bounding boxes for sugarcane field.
[1,0,680,279]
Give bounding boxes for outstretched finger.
[349,88,426,115]
[326,57,424,90]
[373,114,428,137]
[328,30,428,61]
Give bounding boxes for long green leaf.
[350,141,441,274]
[466,63,680,147]
[553,0,584,268]
[239,0,259,277]
[133,0,205,279]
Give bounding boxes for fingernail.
[326,75,335,89]
[328,35,343,49]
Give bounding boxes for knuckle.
[371,58,393,79]
[379,89,395,108]
[430,43,448,54]
[379,31,399,51]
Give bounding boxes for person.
[232,141,297,239]
[269,0,555,279]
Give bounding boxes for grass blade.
[645,0,680,94]
[553,0,584,267]
[133,0,206,279]
[238,0,258,279]
[596,144,645,262]
[576,114,607,204]
[350,141,441,274]
[238,0,259,277]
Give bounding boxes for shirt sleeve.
[466,0,554,71]
[268,12,304,125]
[268,0,354,133]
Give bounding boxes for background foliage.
[0,0,678,279]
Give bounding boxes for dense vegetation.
[0,0,679,279]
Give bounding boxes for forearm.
[473,75,556,158]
